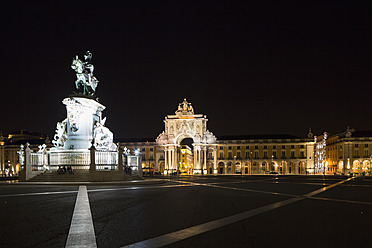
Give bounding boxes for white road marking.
[302,176,354,197]
[87,183,194,193]
[0,184,193,198]
[122,177,355,248]
[122,197,301,248]
[0,190,79,198]
[174,180,299,197]
[309,196,372,205]
[65,186,97,248]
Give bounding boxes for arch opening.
[179,138,194,175]
[180,138,194,148]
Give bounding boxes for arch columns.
[202,146,207,174]
[213,147,217,174]
[164,145,178,175]
[194,145,201,174]
[0,143,4,175]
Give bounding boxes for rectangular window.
[228,152,232,159]
[237,151,241,158]
[228,146,232,150]
[245,146,250,149]
[254,145,258,149]
[150,148,153,151]
[263,145,267,149]
[281,151,286,158]
[364,150,369,157]
[263,151,268,159]
[300,145,304,148]
[254,151,259,159]
[208,152,212,159]
[365,144,369,148]
[290,151,295,158]
[291,145,295,149]
[300,151,305,158]
[219,152,223,159]
[237,146,240,150]
[141,148,145,152]
[273,145,276,149]
[273,151,277,158]
[282,145,286,149]
[355,144,359,148]
[355,150,359,157]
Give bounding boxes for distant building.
[118,99,316,175]
[3,101,372,176]
[180,145,193,174]
[119,133,315,175]
[118,100,372,176]
[314,127,372,175]
[0,130,49,176]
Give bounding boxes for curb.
[0,179,167,186]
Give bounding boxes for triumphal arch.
[156,99,217,174]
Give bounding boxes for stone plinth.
[63,96,105,150]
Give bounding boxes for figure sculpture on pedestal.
[71,51,99,97]
[51,51,116,151]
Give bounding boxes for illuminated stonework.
[52,51,116,151]
[156,98,217,174]
[314,132,327,174]
[71,51,99,96]
[51,97,116,151]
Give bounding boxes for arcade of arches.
[121,99,372,176]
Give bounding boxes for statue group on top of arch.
[176,98,194,116]
[71,51,99,97]
[156,98,217,146]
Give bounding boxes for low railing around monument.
[95,150,118,171]
[31,153,45,171]
[48,151,90,170]
[47,150,120,171]
[21,145,142,179]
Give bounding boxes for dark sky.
[1,1,371,139]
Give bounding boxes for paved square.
[0,175,371,247]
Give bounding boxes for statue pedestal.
[63,96,105,150]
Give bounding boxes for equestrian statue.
[71,51,99,97]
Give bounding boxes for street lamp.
[249,152,253,175]
[233,155,236,174]
[250,151,253,175]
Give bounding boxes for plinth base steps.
[24,170,142,182]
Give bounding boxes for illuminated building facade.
[121,133,315,175]
[120,100,372,176]
[119,99,317,175]
[180,145,193,174]
[3,101,372,176]
[315,127,372,175]
[0,130,48,176]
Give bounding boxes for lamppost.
[233,155,236,174]
[250,151,253,175]
[314,151,316,175]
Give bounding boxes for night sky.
[1,1,372,140]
